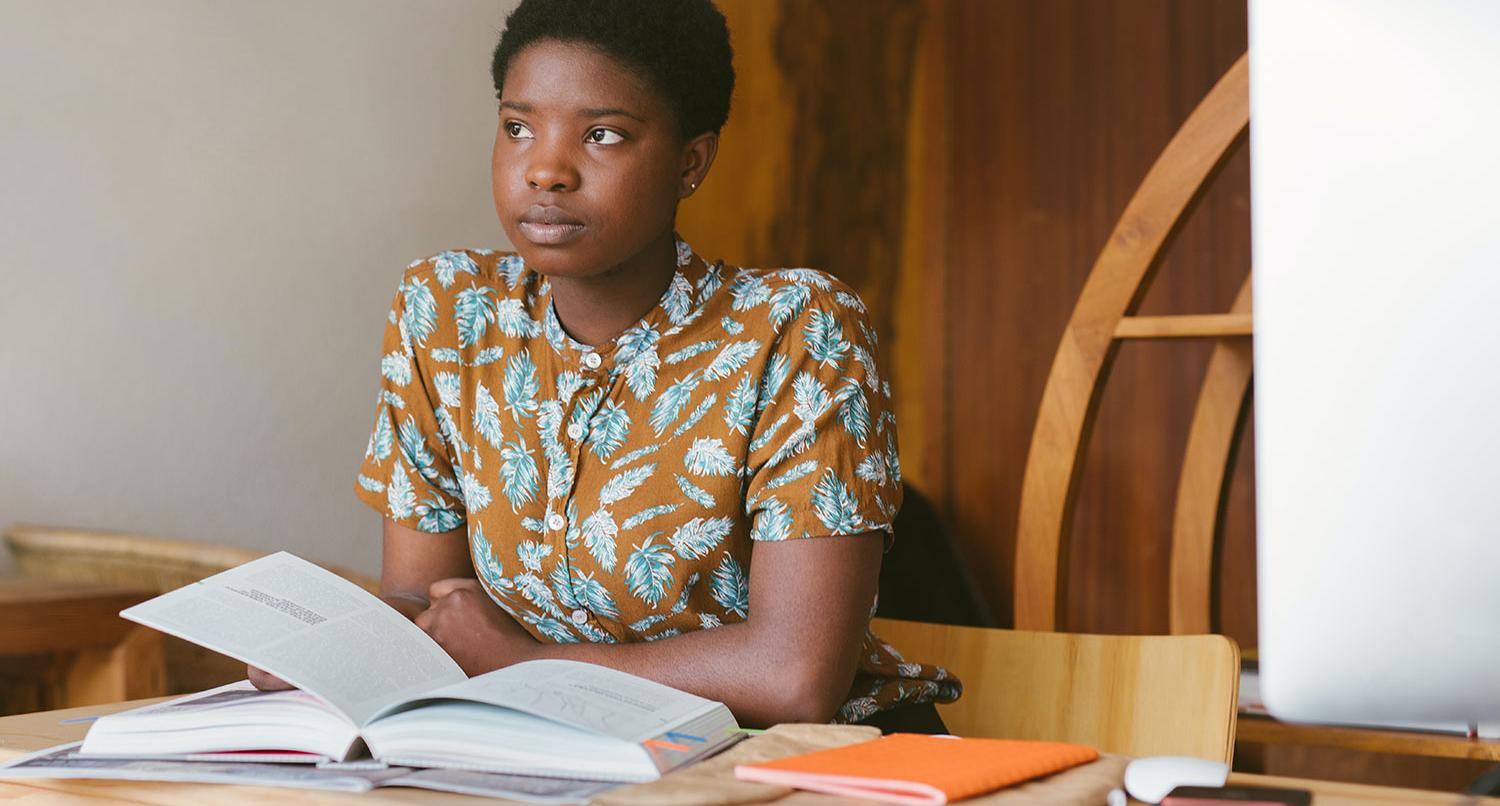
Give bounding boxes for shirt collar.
[537,236,719,371]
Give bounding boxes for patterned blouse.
[353,238,961,722]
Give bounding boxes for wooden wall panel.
[939,0,1252,635]
[681,0,1255,642]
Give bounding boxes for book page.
[121,552,465,725]
[389,659,730,743]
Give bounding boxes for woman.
[256,0,959,732]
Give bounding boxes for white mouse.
[1122,755,1230,804]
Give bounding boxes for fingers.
[428,577,481,601]
[247,665,294,691]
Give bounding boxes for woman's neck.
[546,233,678,347]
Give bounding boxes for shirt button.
[566,422,586,441]
[570,609,589,626]
[546,513,566,532]
[582,351,603,370]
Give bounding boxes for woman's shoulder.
[397,248,531,296]
[715,264,876,348]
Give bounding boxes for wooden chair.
[1009,51,1500,766]
[873,617,1240,762]
[4,525,378,695]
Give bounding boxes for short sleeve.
[742,292,903,542]
[353,275,467,534]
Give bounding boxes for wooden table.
[0,578,166,713]
[0,700,1496,805]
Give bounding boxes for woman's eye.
[504,121,533,139]
[586,128,624,145]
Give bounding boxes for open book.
[76,552,741,783]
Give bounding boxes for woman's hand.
[247,665,293,691]
[415,578,539,675]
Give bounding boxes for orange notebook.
[734,734,1099,805]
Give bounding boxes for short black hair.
[491,0,735,140]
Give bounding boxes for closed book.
[734,733,1099,805]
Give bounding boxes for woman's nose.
[525,144,579,192]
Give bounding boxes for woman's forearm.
[522,617,862,728]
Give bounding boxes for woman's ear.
[679,132,719,198]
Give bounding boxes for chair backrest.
[1012,53,1253,634]
[873,617,1240,762]
[4,525,379,693]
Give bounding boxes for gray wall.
[0,1,518,575]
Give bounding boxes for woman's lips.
[518,206,585,246]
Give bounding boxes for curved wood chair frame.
[1013,53,1252,634]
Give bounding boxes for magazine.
[1,742,618,802]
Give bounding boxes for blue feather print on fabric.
[668,517,733,560]
[703,340,762,381]
[571,571,621,620]
[723,374,758,435]
[720,316,745,335]
[469,523,510,594]
[835,379,871,447]
[751,496,794,542]
[610,442,663,470]
[380,351,412,387]
[675,474,716,508]
[473,382,504,450]
[621,503,679,530]
[579,507,619,572]
[398,417,437,481]
[496,254,527,290]
[469,346,506,367]
[400,278,438,347]
[494,297,540,338]
[372,408,395,461]
[729,272,771,311]
[386,458,416,520]
[802,309,852,368]
[460,470,492,513]
[747,412,790,454]
[430,347,462,364]
[855,452,889,486]
[433,372,462,408]
[767,283,812,330]
[599,463,655,506]
[624,533,675,608]
[357,474,386,493]
[773,268,834,290]
[664,339,720,366]
[683,437,737,477]
[416,498,463,533]
[550,561,581,610]
[454,285,496,347]
[649,370,702,436]
[765,459,818,489]
[670,393,717,440]
[811,469,865,535]
[710,555,749,618]
[757,354,791,412]
[516,539,552,574]
[792,372,833,423]
[588,400,631,460]
[661,272,694,325]
[431,250,478,288]
[503,350,540,422]
[499,434,539,511]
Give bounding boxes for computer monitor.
[1251,0,1500,731]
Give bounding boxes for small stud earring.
[689,182,698,191]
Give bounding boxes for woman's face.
[492,41,699,280]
